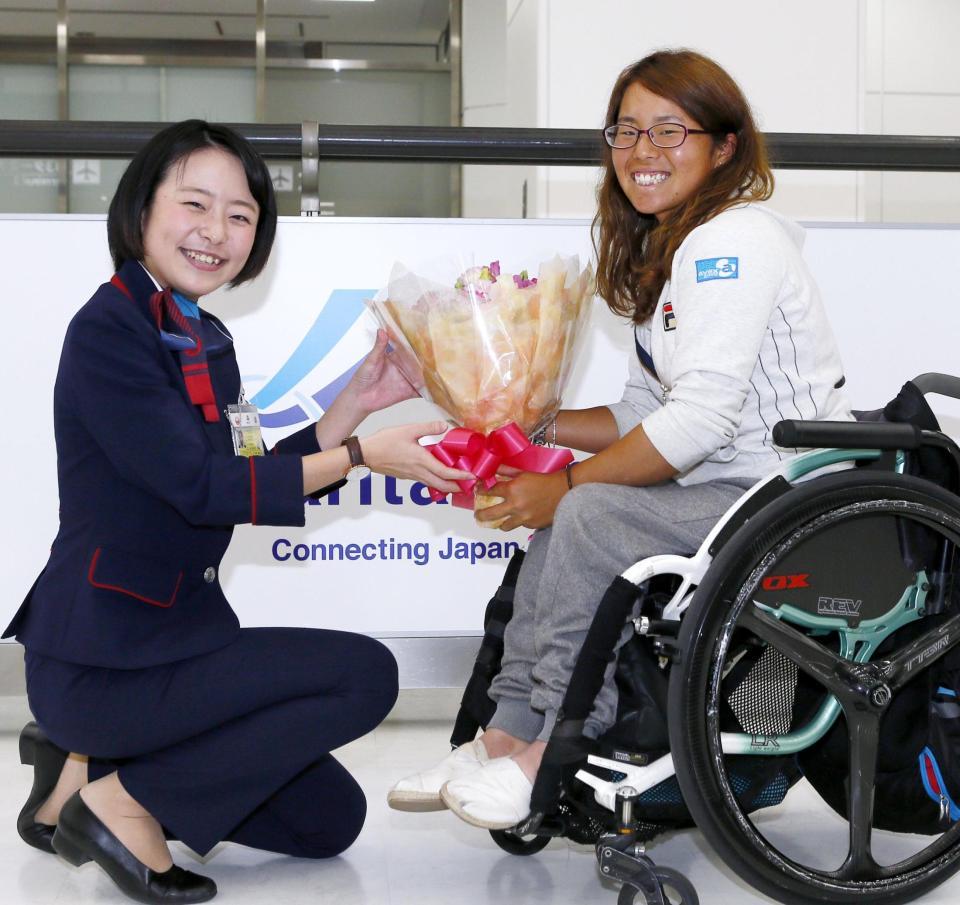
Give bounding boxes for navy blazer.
[4,260,322,668]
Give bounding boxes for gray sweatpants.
[487,479,752,741]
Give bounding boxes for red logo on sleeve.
[662,302,676,332]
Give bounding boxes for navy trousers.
[24,627,398,857]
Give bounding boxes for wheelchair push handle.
[773,419,923,451]
[911,372,960,400]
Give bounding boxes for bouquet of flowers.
[368,254,595,525]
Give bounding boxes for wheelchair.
[449,373,960,905]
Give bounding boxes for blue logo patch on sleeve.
[696,257,739,282]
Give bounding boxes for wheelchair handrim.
[671,472,960,904]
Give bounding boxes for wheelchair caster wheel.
[488,827,551,855]
[599,842,699,905]
[617,866,699,905]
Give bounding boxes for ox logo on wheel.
[761,573,810,591]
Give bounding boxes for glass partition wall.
[0,0,459,216]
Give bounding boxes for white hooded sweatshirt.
[607,203,853,486]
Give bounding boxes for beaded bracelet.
[531,419,558,447]
[565,462,575,490]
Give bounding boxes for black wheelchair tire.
[668,470,960,905]
[488,828,551,855]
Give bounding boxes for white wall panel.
[542,0,862,133]
[462,0,507,110]
[881,92,960,135]
[2,215,959,642]
[538,165,599,220]
[881,0,960,94]
[534,0,863,219]
[462,0,543,217]
[864,0,884,93]
[461,105,538,217]
[875,93,960,223]
[767,172,862,223]
[876,171,960,223]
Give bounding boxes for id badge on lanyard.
[226,395,265,457]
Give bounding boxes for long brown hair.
[593,50,774,323]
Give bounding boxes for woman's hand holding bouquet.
[368,254,594,528]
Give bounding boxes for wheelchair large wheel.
[669,470,960,905]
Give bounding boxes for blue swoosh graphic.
[258,358,363,429]
[313,358,363,411]
[249,289,374,411]
[259,404,308,429]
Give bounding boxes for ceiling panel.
[0,0,450,44]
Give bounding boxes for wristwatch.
[341,436,371,482]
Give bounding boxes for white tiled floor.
[2,715,960,905]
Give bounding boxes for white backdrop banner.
[2,215,959,638]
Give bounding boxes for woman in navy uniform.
[4,120,472,904]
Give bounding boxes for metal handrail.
[2,120,960,170]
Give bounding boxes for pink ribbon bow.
[427,422,573,509]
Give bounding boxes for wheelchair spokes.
[719,569,929,757]
[884,611,960,692]
[836,701,882,879]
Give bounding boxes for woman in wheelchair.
[388,48,853,829]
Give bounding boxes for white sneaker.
[440,757,533,829]
[387,739,489,812]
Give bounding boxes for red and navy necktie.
[147,288,219,423]
[111,274,220,423]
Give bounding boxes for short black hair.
[107,120,277,286]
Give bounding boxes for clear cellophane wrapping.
[367,255,595,526]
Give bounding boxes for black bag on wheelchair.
[796,378,960,835]
[798,642,960,835]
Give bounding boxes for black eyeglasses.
[603,122,719,150]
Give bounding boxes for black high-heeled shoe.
[52,792,217,905]
[17,720,67,854]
